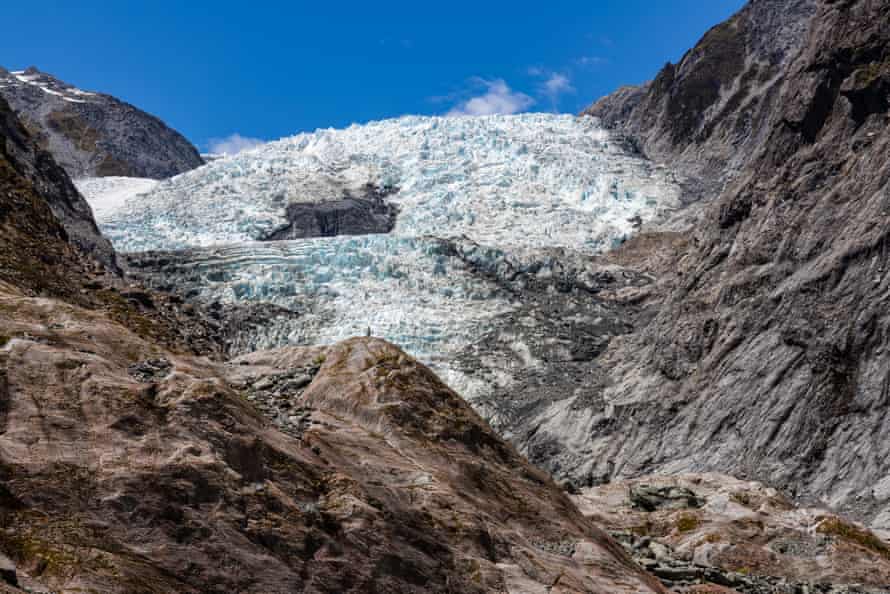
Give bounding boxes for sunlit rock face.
[84,113,682,402]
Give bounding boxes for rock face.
[0,306,667,593]
[261,183,400,240]
[583,0,817,187]
[0,94,116,270]
[524,0,890,531]
[0,66,203,179]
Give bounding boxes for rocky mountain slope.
[0,89,667,593]
[584,0,817,189]
[520,0,890,531]
[0,94,116,272]
[0,66,203,179]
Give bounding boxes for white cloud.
[576,56,609,68]
[535,73,575,111]
[446,79,535,117]
[543,73,573,97]
[208,133,266,156]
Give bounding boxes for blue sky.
[2,1,744,151]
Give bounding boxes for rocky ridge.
[0,94,116,271]
[0,66,203,179]
[584,0,817,189]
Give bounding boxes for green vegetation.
[0,529,80,578]
[817,516,890,560]
[675,512,702,533]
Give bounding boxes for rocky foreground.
[0,301,663,593]
[575,475,890,593]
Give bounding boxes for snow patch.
[75,177,159,219]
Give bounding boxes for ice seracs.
[81,113,683,400]
[97,114,681,253]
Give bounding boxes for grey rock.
[518,0,890,529]
[583,0,817,191]
[127,358,172,383]
[630,485,705,512]
[647,541,672,562]
[0,553,17,586]
[0,66,203,179]
[261,183,399,240]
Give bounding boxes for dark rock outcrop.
[0,66,203,179]
[261,183,399,241]
[0,94,116,270]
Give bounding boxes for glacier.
[82,113,682,401]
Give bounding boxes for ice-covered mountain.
[0,65,204,179]
[83,113,682,400]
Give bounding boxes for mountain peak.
[0,65,204,179]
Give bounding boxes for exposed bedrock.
[0,293,668,593]
[261,183,399,240]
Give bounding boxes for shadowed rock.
[261,183,399,240]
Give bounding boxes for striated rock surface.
[0,299,668,593]
[0,66,203,179]
[523,0,890,531]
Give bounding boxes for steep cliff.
[584,0,816,190]
[530,0,890,533]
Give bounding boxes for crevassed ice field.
[78,114,681,395]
